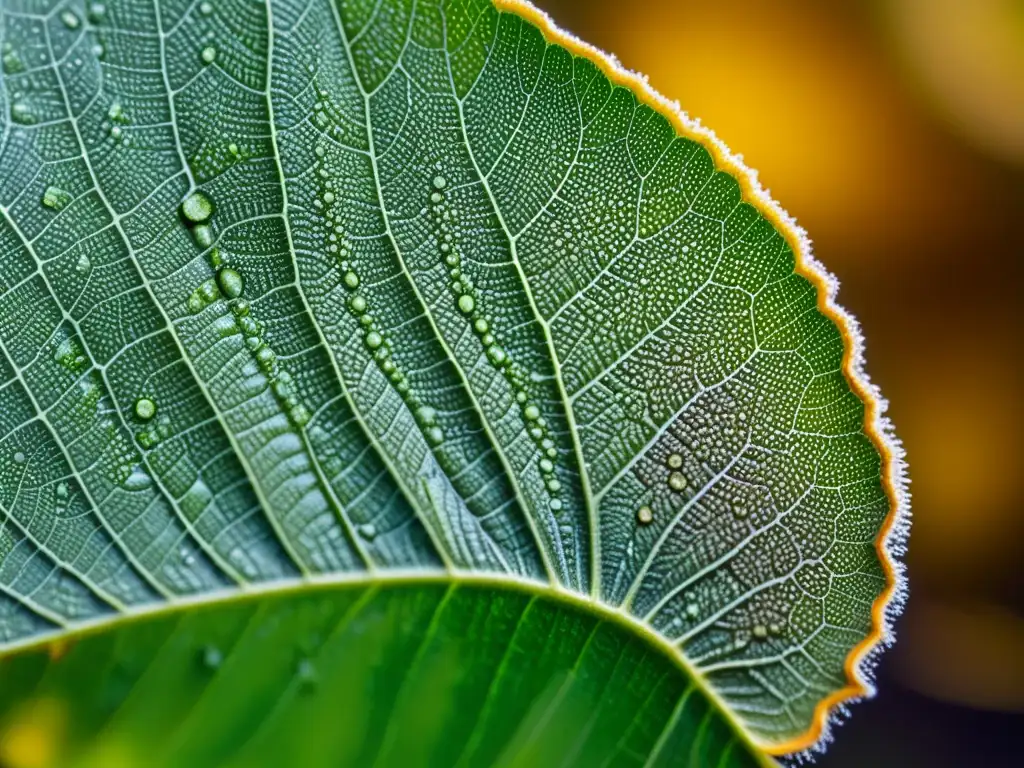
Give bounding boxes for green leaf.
[0,576,774,767]
[0,0,907,765]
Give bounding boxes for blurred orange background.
[541,0,1024,764]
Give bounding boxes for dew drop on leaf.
[181,191,213,223]
[636,506,653,525]
[668,471,687,492]
[486,345,506,366]
[217,268,243,299]
[296,658,317,687]
[192,224,214,248]
[201,645,223,670]
[11,102,34,125]
[41,186,69,211]
[416,406,437,427]
[134,397,156,421]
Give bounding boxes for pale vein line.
[330,0,547,581]
[443,7,594,592]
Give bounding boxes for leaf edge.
[490,0,912,756]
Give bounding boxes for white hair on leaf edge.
[494,0,912,758]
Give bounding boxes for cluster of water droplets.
[635,451,691,529]
[198,2,217,67]
[428,174,565,514]
[105,101,131,147]
[314,141,447,455]
[182,191,310,430]
[41,186,70,212]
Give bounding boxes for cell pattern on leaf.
[0,0,898,753]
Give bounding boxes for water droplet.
[295,658,317,687]
[473,317,489,334]
[752,624,768,640]
[668,471,687,492]
[255,346,276,371]
[2,52,23,74]
[343,271,359,289]
[350,295,367,314]
[290,404,311,427]
[201,645,223,669]
[549,498,563,512]
[60,10,80,29]
[134,397,156,421]
[457,293,475,314]
[217,268,243,299]
[199,1,214,15]
[685,603,699,618]
[201,46,217,65]
[666,453,683,469]
[13,451,26,464]
[56,482,69,500]
[416,406,437,426]
[486,345,506,366]
[365,331,383,350]
[358,523,377,540]
[181,191,213,223]
[769,622,783,636]
[192,224,213,248]
[199,279,219,302]
[76,254,92,274]
[432,175,447,190]
[636,506,653,525]
[89,2,107,22]
[538,457,554,474]
[523,404,540,421]
[11,102,35,125]
[426,426,444,446]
